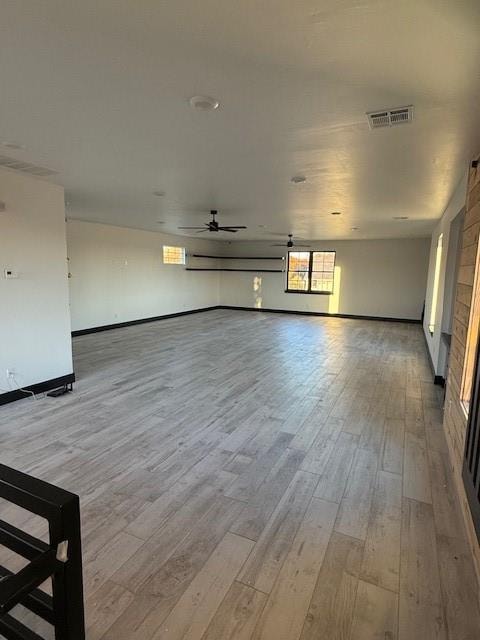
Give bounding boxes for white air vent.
[0,155,58,177]
[367,106,413,129]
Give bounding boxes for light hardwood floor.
[1,309,480,639]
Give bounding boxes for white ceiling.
[1,0,480,241]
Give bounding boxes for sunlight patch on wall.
[253,276,263,308]
[429,233,443,334]
[328,266,341,314]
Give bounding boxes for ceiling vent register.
[0,155,58,177]
[366,106,413,129]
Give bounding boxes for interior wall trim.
[422,328,445,386]
[217,305,422,324]
[72,304,422,339]
[71,306,221,336]
[0,373,75,407]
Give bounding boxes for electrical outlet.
[4,269,18,279]
[6,369,15,379]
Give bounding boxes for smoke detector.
[366,106,414,129]
[189,96,219,111]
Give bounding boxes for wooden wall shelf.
[186,268,283,273]
[190,254,284,260]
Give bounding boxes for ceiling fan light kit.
[272,234,311,248]
[178,210,247,233]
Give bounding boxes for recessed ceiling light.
[351,226,359,230]
[189,96,220,111]
[330,211,341,215]
[152,190,165,197]
[257,224,265,228]
[291,176,307,184]
[1,141,26,150]
[156,220,165,224]
[393,216,409,220]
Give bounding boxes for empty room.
[1,1,480,639]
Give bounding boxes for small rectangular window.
[286,250,336,294]
[163,246,185,265]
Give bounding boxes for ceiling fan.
[178,210,247,233]
[271,234,311,248]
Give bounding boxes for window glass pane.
[312,251,335,272]
[163,246,185,264]
[288,271,309,291]
[311,251,335,292]
[312,253,325,271]
[311,273,334,292]
[288,252,310,272]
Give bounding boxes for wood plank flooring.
[1,309,480,639]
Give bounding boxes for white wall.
[0,168,73,391]
[67,223,430,335]
[67,220,222,331]
[219,238,430,320]
[424,172,468,375]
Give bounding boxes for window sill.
[285,290,332,295]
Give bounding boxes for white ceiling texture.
[1,1,480,240]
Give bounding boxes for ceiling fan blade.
[196,229,210,233]
[271,243,286,247]
[219,228,238,233]
[219,226,247,230]
[294,244,311,247]
[178,226,207,229]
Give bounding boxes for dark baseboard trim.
[0,373,75,407]
[423,329,436,375]
[71,306,221,336]
[217,305,421,324]
[422,327,445,386]
[72,304,422,339]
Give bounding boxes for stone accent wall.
[444,155,480,586]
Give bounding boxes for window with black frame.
[286,250,336,294]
